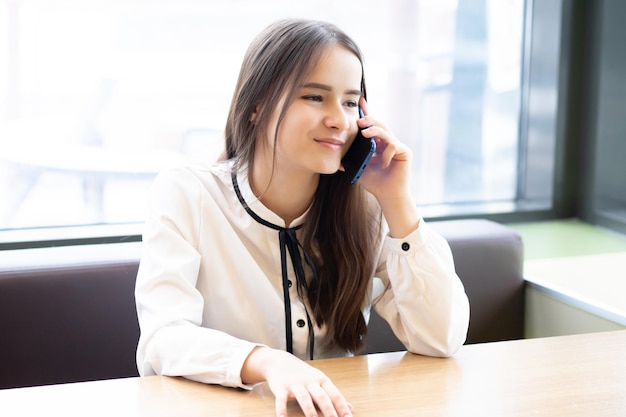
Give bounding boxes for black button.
[288,280,293,288]
[401,242,410,251]
[296,319,306,328]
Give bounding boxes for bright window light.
[0,0,524,230]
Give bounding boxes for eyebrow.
[302,82,361,96]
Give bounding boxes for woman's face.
[262,45,363,178]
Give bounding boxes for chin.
[316,164,342,176]
[306,156,342,176]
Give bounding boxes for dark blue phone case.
[342,108,376,184]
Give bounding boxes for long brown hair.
[223,19,382,353]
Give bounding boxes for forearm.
[137,320,259,388]
[378,195,422,239]
[375,224,470,356]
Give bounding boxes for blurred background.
[0,0,524,230]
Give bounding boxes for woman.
[135,18,469,417]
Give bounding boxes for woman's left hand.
[355,99,413,202]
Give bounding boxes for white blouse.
[135,159,470,389]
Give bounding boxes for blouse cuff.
[226,342,265,390]
[384,221,431,255]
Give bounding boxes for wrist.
[379,196,421,238]
[241,345,273,384]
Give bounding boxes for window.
[577,0,626,235]
[0,0,526,236]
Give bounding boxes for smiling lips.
[315,138,345,151]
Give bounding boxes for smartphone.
[342,107,376,184]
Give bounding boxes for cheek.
[347,125,359,145]
[274,120,300,154]
[277,110,310,140]
[258,127,275,153]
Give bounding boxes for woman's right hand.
[241,346,353,417]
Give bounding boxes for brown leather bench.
[0,219,524,389]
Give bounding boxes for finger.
[274,390,289,417]
[381,141,398,168]
[321,381,353,417]
[358,99,389,130]
[291,386,318,417]
[359,97,369,116]
[306,384,335,417]
[360,125,389,142]
[358,117,390,134]
[364,129,409,166]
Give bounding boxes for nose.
[323,101,350,131]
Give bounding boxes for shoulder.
[146,159,237,214]
[151,158,234,193]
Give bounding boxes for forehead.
[304,45,362,91]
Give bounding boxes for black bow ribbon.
[232,173,317,359]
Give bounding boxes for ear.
[250,107,258,123]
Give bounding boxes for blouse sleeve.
[371,221,470,357]
[134,166,259,389]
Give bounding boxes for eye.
[344,100,358,108]
[302,95,323,102]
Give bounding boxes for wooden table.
[1,330,625,416]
